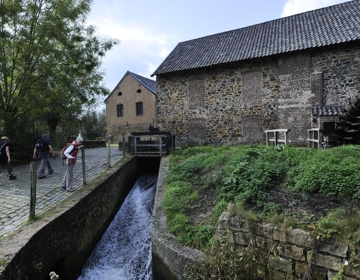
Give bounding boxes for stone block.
[254,236,271,250]
[229,216,249,232]
[217,212,230,229]
[286,228,312,247]
[278,244,306,261]
[269,255,293,274]
[255,223,274,238]
[294,261,308,278]
[351,244,360,262]
[268,270,285,280]
[309,252,342,271]
[233,231,251,246]
[319,240,349,258]
[273,227,287,242]
[328,270,358,280]
[343,261,360,279]
[312,266,327,280]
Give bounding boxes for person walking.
[33,131,55,179]
[0,136,17,180]
[62,136,84,192]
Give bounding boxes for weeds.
[315,209,360,241]
[164,144,360,251]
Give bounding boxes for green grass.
[164,144,360,249]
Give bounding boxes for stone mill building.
[151,0,360,146]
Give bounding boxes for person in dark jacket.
[0,136,16,180]
[33,131,55,179]
[61,136,84,192]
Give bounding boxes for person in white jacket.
[61,136,83,192]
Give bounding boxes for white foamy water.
[77,174,157,280]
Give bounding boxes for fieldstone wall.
[150,156,360,279]
[312,43,360,106]
[156,42,360,146]
[215,212,360,280]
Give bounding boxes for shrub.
[165,144,360,250]
[286,145,360,198]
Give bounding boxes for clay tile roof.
[312,105,344,116]
[152,1,360,76]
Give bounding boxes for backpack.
[35,138,48,152]
[0,142,6,156]
[61,143,72,159]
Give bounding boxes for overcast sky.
[86,0,350,109]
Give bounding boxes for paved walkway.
[0,147,123,238]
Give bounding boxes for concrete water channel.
[0,149,170,280]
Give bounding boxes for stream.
[77,173,158,280]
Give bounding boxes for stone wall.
[151,156,360,280]
[155,42,360,146]
[151,157,203,280]
[215,212,360,280]
[0,157,140,280]
[109,123,151,144]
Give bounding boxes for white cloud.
[145,62,158,79]
[86,8,175,90]
[281,0,349,17]
[89,17,169,48]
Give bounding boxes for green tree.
[80,108,106,140]
[0,0,119,156]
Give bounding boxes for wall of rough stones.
[150,156,360,280]
[215,212,360,280]
[155,42,360,146]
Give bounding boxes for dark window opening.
[118,92,122,96]
[117,104,124,117]
[136,102,143,116]
[137,89,141,93]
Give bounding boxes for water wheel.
[336,94,360,144]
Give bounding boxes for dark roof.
[312,105,344,116]
[105,71,156,102]
[128,71,157,94]
[152,0,360,76]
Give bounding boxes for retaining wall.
[151,157,360,280]
[215,212,360,280]
[0,157,139,280]
[151,157,203,280]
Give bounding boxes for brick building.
[152,1,360,146]
[105,71,157,141]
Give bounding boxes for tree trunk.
[47,115,60,147]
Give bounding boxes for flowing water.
[78,174,158,280]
